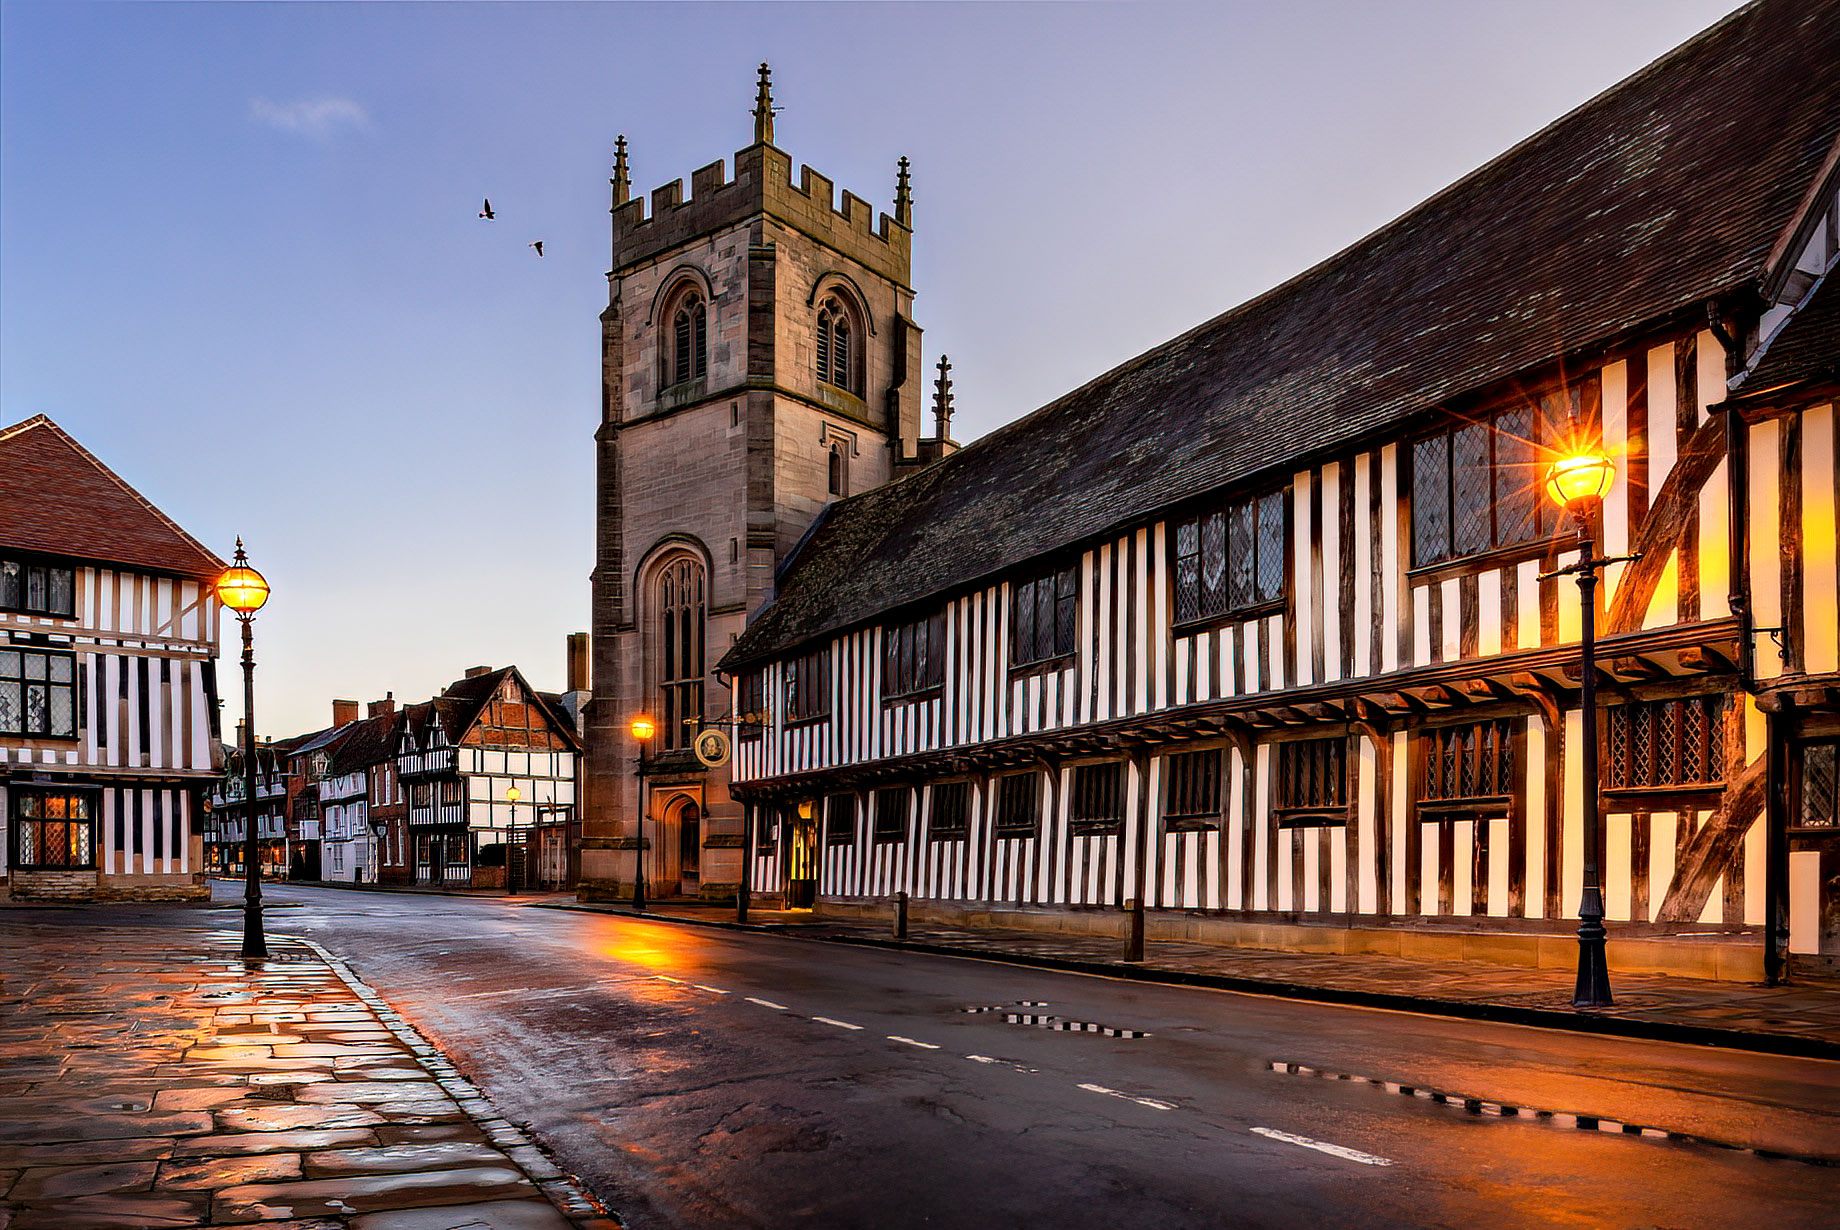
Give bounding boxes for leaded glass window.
[929,781,970,839]
[825,793,857,845]
[1420,719,1515,804]
[11,789,94,869]
[873,786,911,843]
[0,648,77,738]
[1070,762,1124,834]
[1607,696,1725,790]
[0,558,76,618]
[1413,403,1559,567]
[1012,566,1077,667]
[994,771,1041,837]
[1174,490,1285,625]
[1164,749,1222,826]
[884,611,946,699]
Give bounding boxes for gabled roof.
[724,0,1840,670]
[0,415,225,580]
[327,711,405,775]
[1734,273,1840,399]
[432,665,584,751]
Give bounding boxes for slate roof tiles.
[724,0,1840,670]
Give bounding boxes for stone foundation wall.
[1,870,209,903]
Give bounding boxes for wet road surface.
[170,886,1840,1227]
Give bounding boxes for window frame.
[1069,761,1125,836]
[1416,718,1516,817]
[1171,489,1289,629]
[816,295,858,395]
[0,555,78,620]
[1273,736,1350,827]
[784,646,832,726]
[872,785,912,845]
[0,645,79,740]
[1010,564,1078,673]
[666,287,709,390]
[993,770,1041,839]
[1409,396,1571,574]
[655,556,706,752]
[824,792,857,845]
[1163,747,1224,831]
[883,610,947,703]
[927,780,971,841]
[1603,693,1727,805]
[9,786,97,870]
[735,671,765,742]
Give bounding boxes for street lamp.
[216,540,270,962]
[629,714,656,911]
[1542,447,1623,1008]
[505,785,521,895]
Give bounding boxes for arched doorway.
[659,793,702,898]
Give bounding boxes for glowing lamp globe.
[216,544,270,615]
[630,715,657,741]
[1544,451,1615,510]
[506,785,521,804]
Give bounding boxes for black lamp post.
[1542,451,1625,1009]
[629,714,655,911]
[217,540,271,962]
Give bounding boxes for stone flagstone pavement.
[0,921,619,1229]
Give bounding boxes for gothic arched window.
[655,556,705,750]
[816,296,855,394]
[670,289,708,387]
[828,442,849,497]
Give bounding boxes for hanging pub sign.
[694,727,732,768]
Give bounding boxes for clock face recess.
[694,728,731,768]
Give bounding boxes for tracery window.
[1607,696,1724,791]
[669,289,708,387]
[657,557,705,750]
[1173,491,1285,624]
[816,296,855,393]
[1412,403,1556,567]
[1011,565,1077,668]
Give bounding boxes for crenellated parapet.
[612,141,912,283]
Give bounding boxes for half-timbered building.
[716,1,1840,980]
[0,416,225,901]
[206,737,288,878]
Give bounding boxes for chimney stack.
[368,691,395,718]
[332,699,359,728]
[464,665,492,679]
[235,719,248,748]
[567,633,590,693]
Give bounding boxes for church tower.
[579,66,925,901]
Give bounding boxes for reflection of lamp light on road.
[216,539,270,962]
[1543,447,1617,1009]
[630,715,656,912]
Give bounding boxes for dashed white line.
[812,1016,863,1031]
[653,976,685,984]
[1077,1082,1177,1111]
[965,1054,1001,1065]
[887,1035,941,1050]
[1250,1126,1393,1167]
[744,997,787,1010]
[692,985,730,995]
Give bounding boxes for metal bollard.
[1123,897,1145,962]
[893,891,909,939]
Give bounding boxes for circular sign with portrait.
[693,727,732,768]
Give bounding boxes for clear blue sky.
[1,0,1743,737]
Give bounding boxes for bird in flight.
[478,198,495,220]
[529,240,544,257]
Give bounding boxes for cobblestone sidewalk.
[0,920,619,1229]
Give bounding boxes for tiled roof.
[0,416,225,580]
[724,0,1840,670]
[1736,273,1840,397]
[327,711,404,774]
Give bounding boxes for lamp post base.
[240,897,268,962]
[1573,915,1613,1008]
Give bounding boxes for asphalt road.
[162,885,1840,1227]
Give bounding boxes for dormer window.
[816,296,855,394]
[670,289,708,387]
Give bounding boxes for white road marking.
[965,1055,1001,1064]
[692,985,730,995]
[1250,1126,1394,1167]
[744,997,787,1010]
[1078,1082,1177,1111]
[654,976,685,984]
[887,1035,941,1050]
[812,1016,863,1031]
